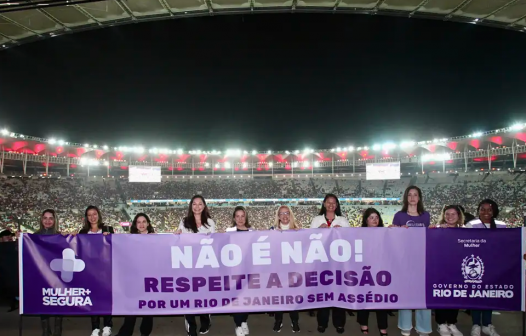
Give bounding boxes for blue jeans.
[398,309,432,334]
[471,310,492,327]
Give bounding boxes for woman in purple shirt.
[392,186,432,336]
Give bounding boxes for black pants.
[91,316,113,331]
[317,308,346,328]
[275,311,299,323]
[185,314,210,332]
[357,310,388,330]
[117,316,153,336]
[233,313,249,327]
[435,310,459,325]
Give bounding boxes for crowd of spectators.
[0,172,524,233]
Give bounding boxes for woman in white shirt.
[465,199,505,336]
[310,194,349,334]
[175,195,215,336]
[272,205,301,333]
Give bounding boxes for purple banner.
[19,228,524,315]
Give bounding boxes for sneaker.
[317,326,326,333]
[241,322,249,335]
[102,327,112,336]
[438,324,451,336]
[336,327,345,334]
[235,327,244,336]
[418,333,429,336]
[291,321,300,333]
[199,323,211,334]
[91,329,100,336]
[448,325,463,336]
[401,330,411,336]
[273,321,283,332]
[185,320,197,336]
[482,325,499,336]
[471,325,481,336]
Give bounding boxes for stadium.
[0,123,524,234]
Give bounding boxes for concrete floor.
[1,307,524,336]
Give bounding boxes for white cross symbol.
[50,248,86,283]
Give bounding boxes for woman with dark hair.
[392,186,431,336]
[310,194,349,334]
[226,206,251,336]
[35,209,64,336]
[115,213,154,336]
[465,199,505,336]
[358,208,388,336]
[429,206,464,336]
[175,195,214,336]
[310,194,350,229]
[79,205,114,336]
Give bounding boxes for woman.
[35,209,64,336]
[227,206,251,336]
[310,194,349,334]
[79,205,114,336]
[430,205,464,336]
[272,205,300,333]
[175,195,214,336]
[392,186,431,336]
[357,208,388,336]
[465,199,505,336]
[115,213,154,336]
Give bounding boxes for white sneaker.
[235,327,244,336]
[91,329,100,336]
[241,322,249,335]
[401,330,411,336]
[448,324,463,336]
[102,327,112,336]
[418,333,429,336]
[482,325,500,336]
[471,325,481,336]
[438,324,451,336]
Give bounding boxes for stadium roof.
[1,0,526,50]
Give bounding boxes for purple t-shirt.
[392,211,431,228]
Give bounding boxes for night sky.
[0,13,525,151]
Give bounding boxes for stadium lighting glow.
[285,151,290,154]
[49,138,56,145]
[372,144,381,151]
[84,144,89,148]
[268,163,273,167]
[177,149,183,155]
[93,145,98,149]
[422,153,451,162]
[336,147,341,152]
[267,150,272,154]
[252,150,257,155]
[472,132,483,138]
[400,141,416,148]
[348,146,354,152]
[294,150,299,154]
[226,149,242,157]
[511,123,524,131]
[315,161,320,167]
[1,129,8,136]
[58,140,65,146]
[383,143,396,150]
[224,162,231,169]
[303,161,309,168]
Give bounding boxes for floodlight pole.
[0,146,4,174]
[487,144,491,171]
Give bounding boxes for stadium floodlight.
[363,146,369,150]
[294,150,300,154]
[1,129,8,136]
[252,150,257,155]
[285,150,290,154]
[400,141,416,148]
[336,147,341,152]
[102,145,108,150]
[267,150,272,154]
[177,149,183,155]
[58,140,65,146]
[372,144,381,151]
[348,146,354,152]
[49,138,57,145]
[84,144,89,148]
[383,143,396,150]
[472,132,483,138]
[330,149,335,152]
[511,123,524,131]
[93,145,98,149]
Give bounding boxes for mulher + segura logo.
[42,248,93,307]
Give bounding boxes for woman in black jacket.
[79,205,114,336]
[115,213,154,336]
[36,209,64,336]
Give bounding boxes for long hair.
[401,186,425,215]
[82,205,104,232]
[130,213,155,234]
[361,208,384,227]
[274,205,299,230]
[318,193,342,216]
[39,209,59,233]
[183,195,212,233]
[477,199,499,229]
[438,205,465,227]
[231,206,251,228]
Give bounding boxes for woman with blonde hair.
[271,205,300,333]
[273,205,300,231]
[430,205,465,228]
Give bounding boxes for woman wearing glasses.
[429,205,464,336]
[271,205,301,333]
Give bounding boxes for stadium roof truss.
[0,0,526,49]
